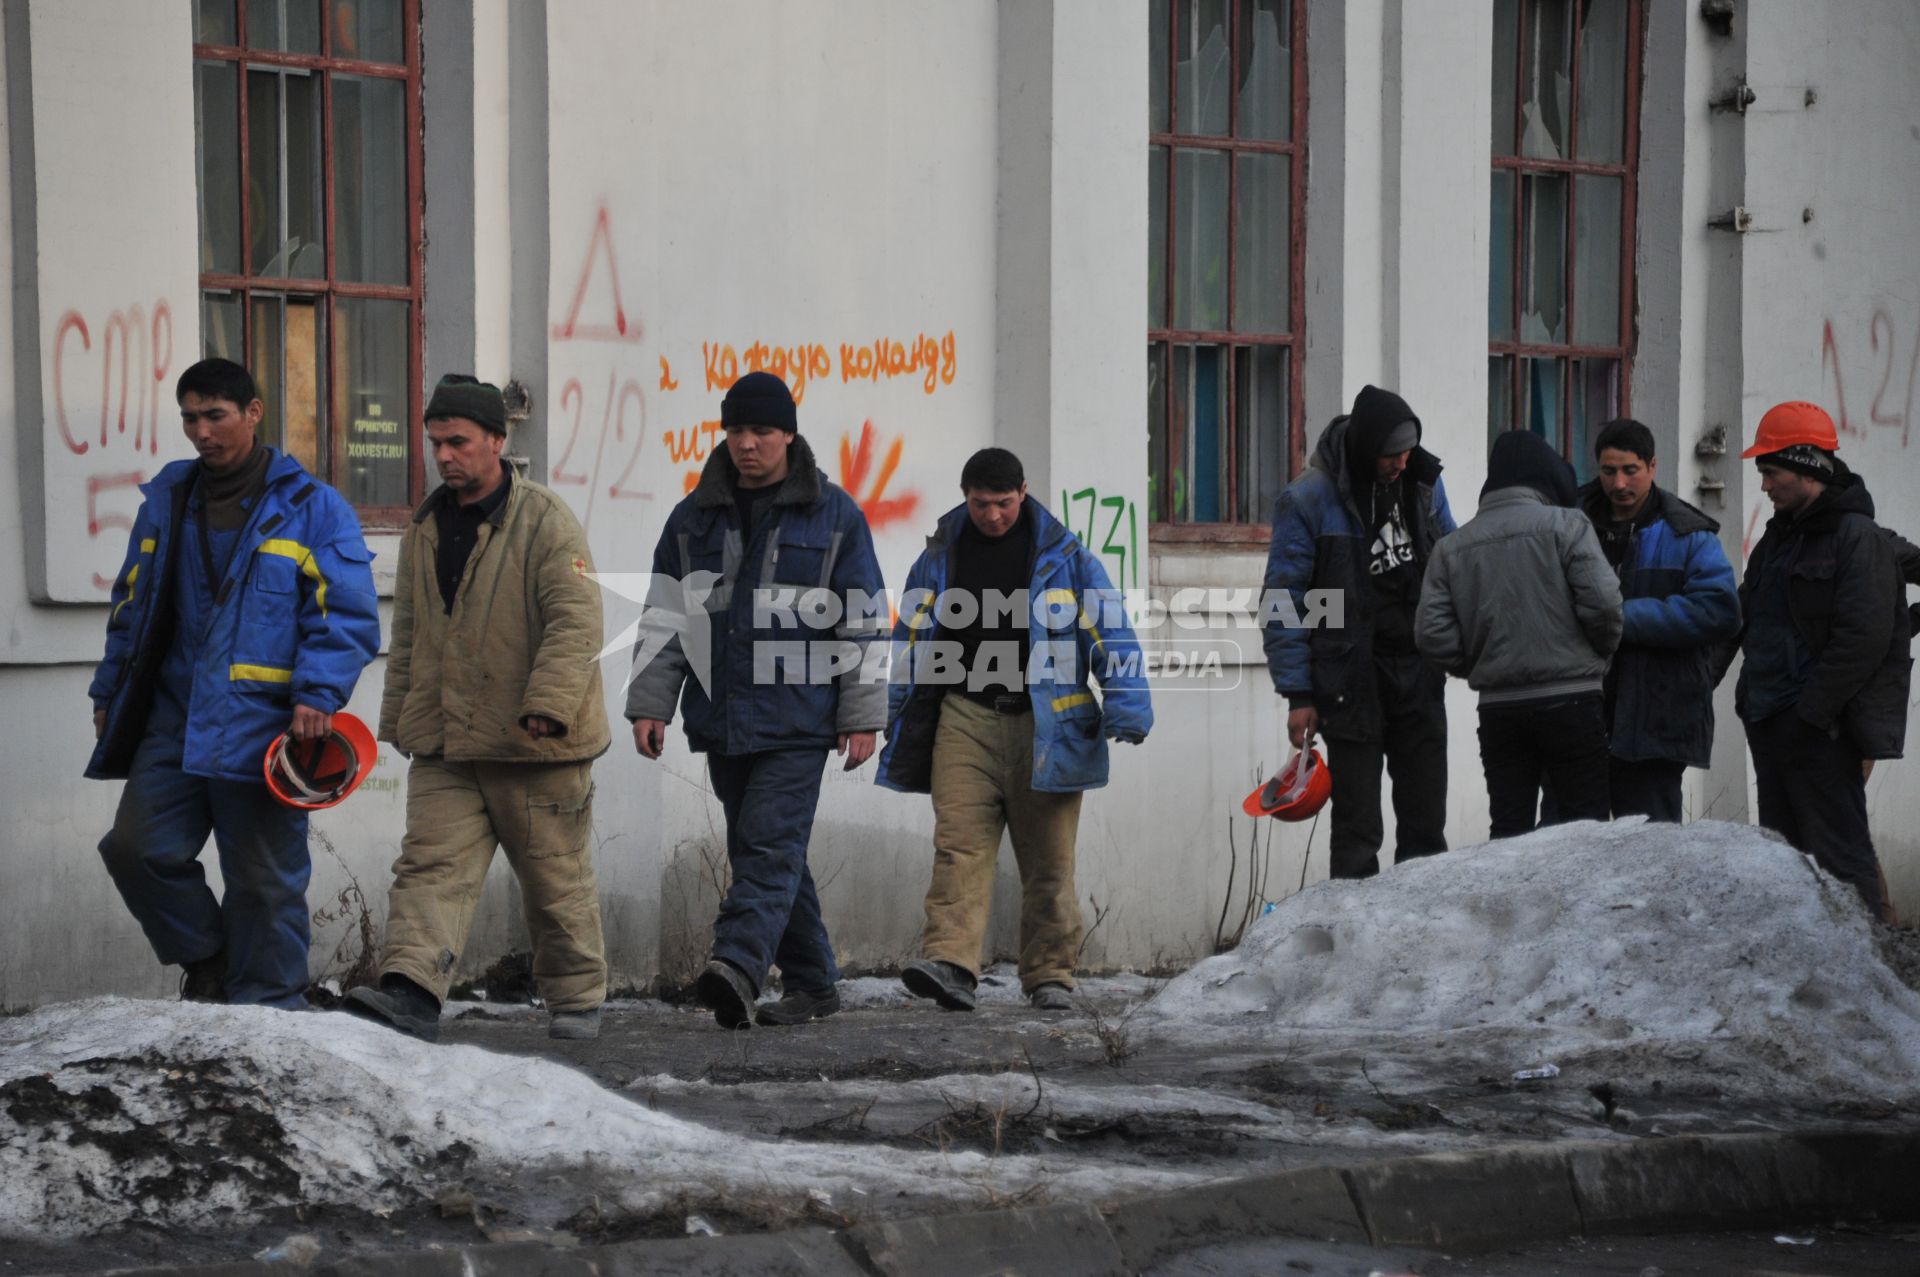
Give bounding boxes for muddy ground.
[9,959,1914,1275]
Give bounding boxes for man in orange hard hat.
[1720,402,1909,920]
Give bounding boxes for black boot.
[754,985,841,1027]
[179,951,227,1004]
[901,959,977,1012]
[342,974,442,1043]
[694,959,757,1030]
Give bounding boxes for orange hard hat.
[1242,747,1332,822]
[263,712,378,810]
[1741,401,1839,459]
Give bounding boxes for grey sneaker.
[694,959,757,1030]
[342,974,442,1043]
[755,986,841,1027]
[1028,982,1074,1012]
[549,1007,602,1040]
[901,959,977,1012]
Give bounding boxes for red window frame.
[193,0,426,526]
[1150,0,1309,544]
[1489,0,1643,461]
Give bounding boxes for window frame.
[1488,0,1643,458]
[193,0,426,526]
[1149,0,1309,544]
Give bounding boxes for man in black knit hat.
[1263,385,1456,878]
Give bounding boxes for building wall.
[3,0,1915,1008]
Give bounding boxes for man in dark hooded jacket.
[1719,401,1909,921]
[1263,385,1456,878]
[1416,431,1623,838]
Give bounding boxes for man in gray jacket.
[1416,431,1623,838]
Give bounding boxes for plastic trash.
[1513,1063,1561,1081]
[1773,1235,1815,1246]
[685,1214,720,1237]
[253,1233,322,1264]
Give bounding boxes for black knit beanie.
[1754,444,1837,481]
[425,375,507,435]
[721,371,798,433]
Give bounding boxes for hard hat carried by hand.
[1242,746,1332,822]
[263,712,378,810]
[1742,401,1839,458]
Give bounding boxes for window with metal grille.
[1148,0,1307,539]
[1488,0,1641,477]
[193,0,423,522]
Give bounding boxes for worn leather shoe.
[1028,982,1074,1012]
[754,985,841,1027]
[694,959,757,1030]
[901,959,977,1012]
[178,952,227,1004]
[342,974,442,1043]
[549,1007,602,1040]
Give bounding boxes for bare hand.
[290,704,332,742]
[1286,706,1319,750]
[522,714,565,740]
[838,731,877,771]
[634,718,668,760]
[93,709,106,740]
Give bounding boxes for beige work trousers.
[922,694,1084,991]
[378,757,607,1011]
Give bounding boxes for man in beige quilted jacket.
[344,375,611,1043]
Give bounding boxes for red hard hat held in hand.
[1742,401,1840,458]
[263,712,379,810]
[1243,746,1332,822]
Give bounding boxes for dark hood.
[1484,430,1578,508]
[1346,385,1420,526]
[1783,457,1874,533]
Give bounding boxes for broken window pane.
[1236,0,1291,142]
[1519,172,1567,344]
[1522,355,1564,447]
[1520,0,1571,160]
[1172,148,1229,331]
[202,292,243,363]
[1177,0,1230,136]
[1573,175,1621,344]
[1233,152,1290,334]
[1576,0,1628,164]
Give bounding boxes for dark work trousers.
[97,724,313,1008]
[1745,710,1886,918]
[706,748,840,994]
[1609,757,1686,823]
[1478,693,1610,839]
[1325,689,1449,878]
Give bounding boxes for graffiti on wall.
[1059,486,1140,591]
[1820,308,1918,450]
[54,299,176,590]
[549,204,948,535]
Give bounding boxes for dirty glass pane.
[1488,356,1514,443]
[247,0,321,54]
[1233,153,1290,334]
[1521,355,1564,447]
[1489,169,1515,341]
[250,293,285,452]
[332,0,405,64]
[197,0,237,45]
[1148,345,1169,520]
[1520,173,1567,344]
[1177,0,1230,136]
[195,62,240,274]
[1150,146,1168,327]
[1570,357,1620,479]
[202,292,243,363]
[1573,175,1622,343]
[1492,0,1519,154]
[1235,344,1289,523]
[1520,0,1571,160]
[1172,148,1228,331]
[1236,0,1291,141]
[333,75,409,285]
[1151,0,1171,133]
[245,70,281,275]
[1171,344,1227,522]
[336,297,411,507]
[1576,0,1629,163]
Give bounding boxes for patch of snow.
[0,998,1197,1239]
[1141,820,1920,1103]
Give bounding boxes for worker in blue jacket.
[1578,419,1741,821]
[88,358,381,1009]
[878,448,1152,1014]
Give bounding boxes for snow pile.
[0,999,1194,1239]
[1142,819,1920,1102]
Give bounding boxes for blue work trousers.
[98,726,313,1008]
[706,748,839,994]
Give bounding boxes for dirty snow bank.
[0,999,1195,1239]
[1142,819,1920,1103]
